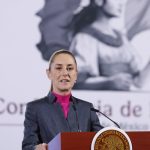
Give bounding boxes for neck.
[92,14,117,37]
[95,9,116,26]
[52,89,71,96]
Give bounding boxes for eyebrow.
[55,64,74,66]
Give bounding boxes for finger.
[42,143,48,149]
[35,144,47,150]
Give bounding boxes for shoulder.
[73,32,97,43]
[26,96,48,110]
[72,96,93,107]
[70,32,99,53]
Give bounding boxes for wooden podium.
[48,131,150,150]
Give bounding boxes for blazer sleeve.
[90,104,104,131]
[22,102,40,150]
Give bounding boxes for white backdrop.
[0,1,150,150]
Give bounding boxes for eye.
[67,67,73,71]
[55,67,62,70]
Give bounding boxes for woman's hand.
[35,143,48,150]
[82,73,133,90]
[109,73,133,90]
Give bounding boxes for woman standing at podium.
[22,49,103,150]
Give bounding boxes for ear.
[75,69,78,82]
[46,69,51,80]
[94,0,104,7]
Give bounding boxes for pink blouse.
[52,92,71,118]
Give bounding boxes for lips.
[60,79,70,83]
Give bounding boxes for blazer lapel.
[47,93,70,132]
[46,93,79,132]
[51,102,70,131]
[67,102,79,132]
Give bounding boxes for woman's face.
[47,53,77,94]
[101,0,127,17]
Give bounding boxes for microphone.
[72,104,81,132]
[91,108,120,128]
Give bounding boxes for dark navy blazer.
[22,93,103,150]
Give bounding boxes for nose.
[61,68,69,76]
